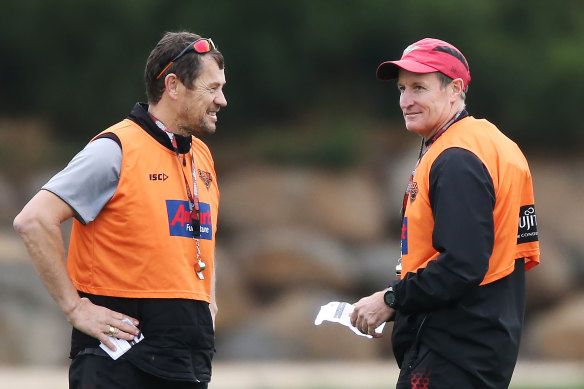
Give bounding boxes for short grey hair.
[437,72,467,101]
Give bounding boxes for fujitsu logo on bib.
[166,200,213,240]
[517,205,538,244]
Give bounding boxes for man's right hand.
[67,297,140,351]
[14,190,141,352]
[350,290,395,338]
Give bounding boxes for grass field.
[1,361,582,389]
[512,384,584,389]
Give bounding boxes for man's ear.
[164,73,180,101]
[450,78,464,101]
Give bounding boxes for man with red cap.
[351,38,540,388]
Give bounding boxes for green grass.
[207,381,584,389]
[512,386,584,389]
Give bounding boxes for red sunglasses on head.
[156,38,216,80]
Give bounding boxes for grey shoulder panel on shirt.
[42,138,122,224]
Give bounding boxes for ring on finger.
[108,326,117,336]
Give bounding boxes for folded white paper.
[99,318,144,360]
[314,301,385,339]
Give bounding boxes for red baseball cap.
[376,38,471,90]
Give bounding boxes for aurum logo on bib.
[166,200,213,240]
[198,202,212,240]
[517,205,538,244]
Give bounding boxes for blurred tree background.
[1,0,583,156]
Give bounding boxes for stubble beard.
[177,111,216,137]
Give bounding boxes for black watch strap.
[384,286,396,308]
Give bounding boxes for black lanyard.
[400,110,468,222]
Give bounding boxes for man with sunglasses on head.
[14,31,227,388]
[350,38,540,388]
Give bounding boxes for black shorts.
[69,354,209,389]
[396,343,482,389]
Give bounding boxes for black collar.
[423,109,469,149]
[127,102,192,154]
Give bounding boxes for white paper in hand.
[99,318,144,360]
[314,301,385,339]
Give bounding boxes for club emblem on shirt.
[409,182,419,203]
[198,169,213,189]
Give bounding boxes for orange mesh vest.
[67,119,219,300]
[400,116,540,285]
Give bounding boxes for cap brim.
[376,60,439,80]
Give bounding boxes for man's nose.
[215,89,227,107]
[399,90,413,110]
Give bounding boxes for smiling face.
[397,70,462,140]
[175,55,227,137]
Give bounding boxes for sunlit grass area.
[2,362,583,389]
[512,386,584,389]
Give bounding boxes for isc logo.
[149,173,168,181]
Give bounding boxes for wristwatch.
[383,286,396,308]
